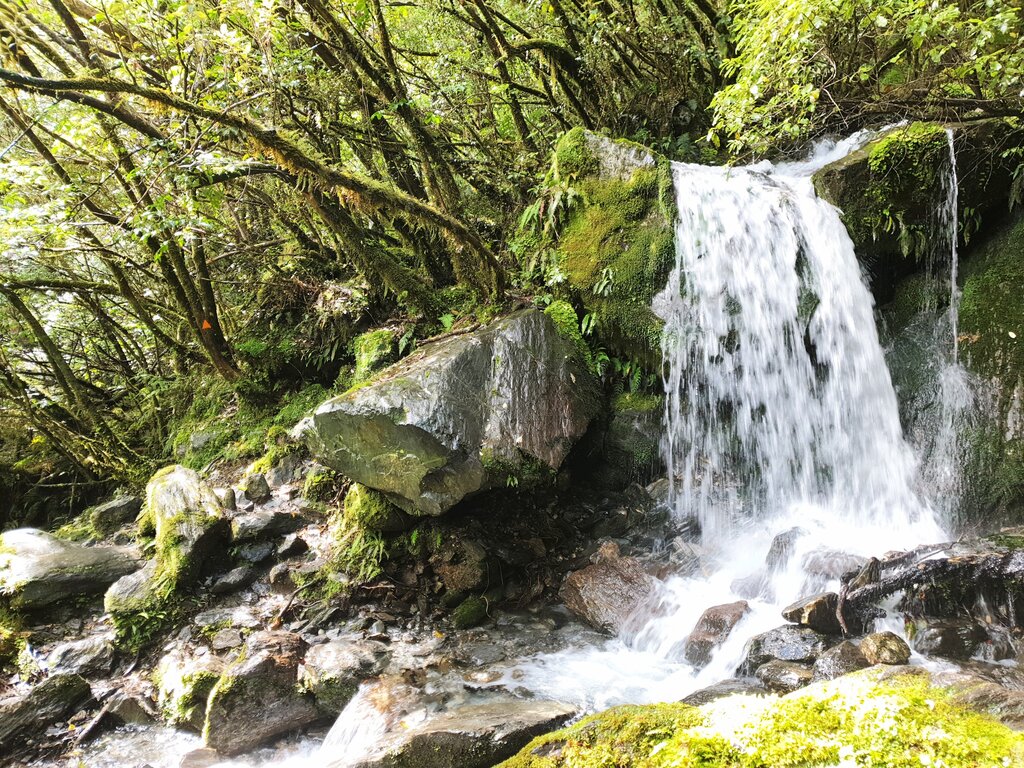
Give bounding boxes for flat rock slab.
[0,529,138,610]
[349,699,577,768]
[0,673,91,751]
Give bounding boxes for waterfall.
[655,140,937,540]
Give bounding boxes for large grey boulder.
[346,699,577,768]
[0,529,137,610]
[203,631,318,755]
[304,309,599,516]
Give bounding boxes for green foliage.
[543,300,593,372]
[352,329,400,385]
[501,672,1024,767]
[54,512,99,543]
[0,604,24,673]
[712,0,1022,154]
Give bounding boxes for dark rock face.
[300,639,390,717]
[0,528,138,610]
[347,699,577,768]
[911,619,988,661]
[782,592,842,635]
[560,549,655,634]
[680,678,766,706]
[860,631,912,665]
[755,660,814,693]
[811,640,869,682]
[683,600,750,667]
[0,674,91,751]
[304,309,600,516]
[742,626,832,673]
[88,496,143,537]
[203,631,318,755]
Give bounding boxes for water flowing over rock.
[559,544,655,634]
[683,600,750,667]
[300,639,390,717]
[304,309,599,516]
[0,528,138,610]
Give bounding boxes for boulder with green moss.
[305,309,600,516]
[499,668,1024,767]
[203,630,318,755]
[545,128,677,369]
[343,483,409,532]
[88,496,143,537]
[104,466,229,632]
[155,648,226,730]
[0,528,138,610]
[813,119,1021,303]
[299,638,389,717]
[353,327,401,385]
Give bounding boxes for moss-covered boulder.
[545,128,677,369]
[299,638,389,717]
[203,631,318,755]
[343,483,409,533]
[813,119,1021,303]
[499,669,1024,767]
[104,466,229,641]
[154,648,226,730]
[353,327,401,385]
[0,528,138,611]
[305,309,600,516]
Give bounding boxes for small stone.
[781,592,842,635]
[231,509,304,542]
[811,640,869,681]
[861,631,912,665]
[684,600,750,667]
[211,628,244,651]
[680,678,766,705]
[269,563,295,593]
[243,474,272,504]
[47,635,115,677]
[216,488,237,512]
[210,566,257,595]
[755,660,813,693]
[451,596,487,629]
[179,748,221,768]
[277,535,309,559]
[234,541,275,564]
[107,692,156,725]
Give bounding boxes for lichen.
[499,672,1024,768]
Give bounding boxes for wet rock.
[194,606,261,630]
[742,625,832,672]
[911,619,987,661]
[0,673,91,751]
[203,631,318,755]
[300,639,389,716]
[680,678,767,706]
[243,473,272,504]
[811,640,869,682]
[106,691,156,725]
[269,563,296,593]
[756,660,814,693]
[451,596,488,629]
[0,529,138,610]
[560,552,655,634]
[931,668,1024,730]
[234,541,276,564]
[349,699,577,768]
[683,600,750,667]
[156,649,226,730]
[47,635,114,677]
[211,628,244,651]
[105,466,229,617]
[304,309,599,516]
[210,565,258,595]
[860,631,912,665]
[88,496,143,537]
[278,534,309,559]
[766,528,805,572]
[781,592,842,635]
[179,748,222,768]
[231,508,304,542]
[267,452,304,487]
[433,539,488,594]
[801,550,868,580]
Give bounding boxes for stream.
[68,129,978,768]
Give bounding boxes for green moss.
[613,392,663,413]
[303,466,342,502]
[155,663,220,729]
[0,604,24,673]
[450,595,487,629]
[554,127,599,179]
[500,672,1024,768]
[54,512,99,543]
[352,329,399,385]
[480,447,554,489]
[555,159,675,370]
[343,483,404,531]
[544,300,593,371]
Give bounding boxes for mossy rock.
[499,669,1024,767]
[154,651,225,730]
[353,328,400,385]
[343,483,409,533]
[451,595,487,629]
[814,119,1022,304]
[549,129,677,370]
